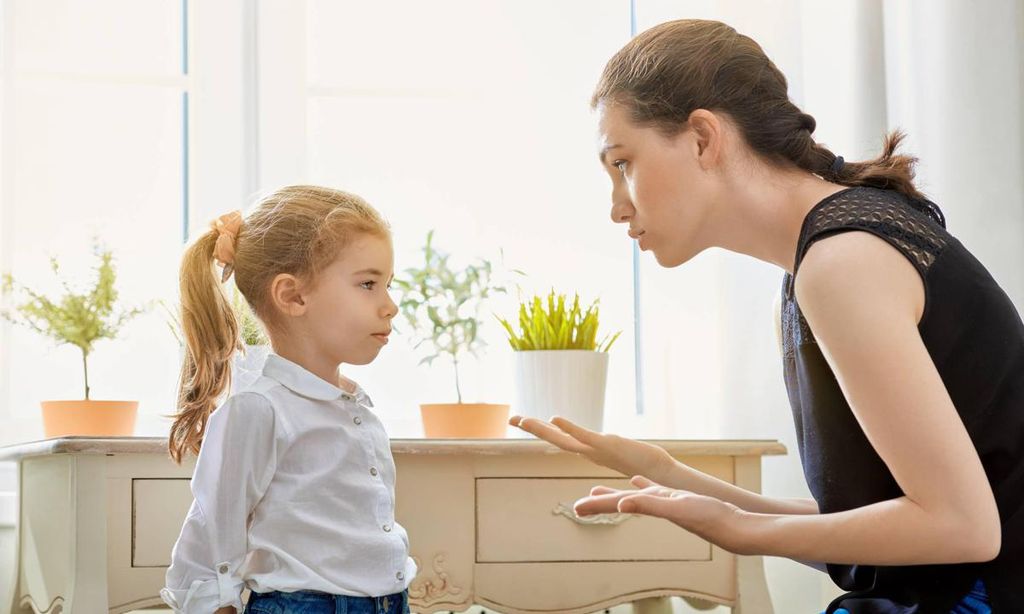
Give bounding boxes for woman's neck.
[710,168,848,274]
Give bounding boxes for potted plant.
[1,245,147,438]
[497,291,620,431]
[393,230,512,438]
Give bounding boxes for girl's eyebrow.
[352,269,394,282]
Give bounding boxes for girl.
[160,185,415,614]
[512,19,1022,613]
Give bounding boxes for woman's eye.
[360,281,376,290]
[613,160,628,174]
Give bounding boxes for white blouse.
[160,354,417,614]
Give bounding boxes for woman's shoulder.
[797,187,951,280]
[795,229,927,326]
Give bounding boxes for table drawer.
[133,478,193,567]
[476,477,711,563]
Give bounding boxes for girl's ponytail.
[168,226,241,463]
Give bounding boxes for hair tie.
[830,155,845,176]
[210,210,243,283]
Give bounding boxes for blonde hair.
[168,185,390,463]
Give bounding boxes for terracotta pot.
[420,403,510,438]
[40,400,139,438]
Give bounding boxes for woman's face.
[597,101,719,267]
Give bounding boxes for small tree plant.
[393,230,512,404]
[1,244,147,400]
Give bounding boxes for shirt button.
[383,524,392,532]
[218,564,229,574]
[370,467,378,476]
[397,571,405,581]
[353,416,362,425]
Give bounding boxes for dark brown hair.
[592,19,930,204]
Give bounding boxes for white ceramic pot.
[513,350,609,431]
[232,344,270,393]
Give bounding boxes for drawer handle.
[552,502,636,526]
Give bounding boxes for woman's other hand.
[578,476,753,555]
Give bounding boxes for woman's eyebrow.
[352,268,384,276]
[599,144,622,165]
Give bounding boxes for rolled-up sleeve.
[161,392,279,614]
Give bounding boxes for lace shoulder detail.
[797,187,949,274]
[781,188,949,357]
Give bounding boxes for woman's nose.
[610,192,633,224]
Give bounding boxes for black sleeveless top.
[781,187,1024,613]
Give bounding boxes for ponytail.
[167,230,241,463]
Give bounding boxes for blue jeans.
[244,589,410,614]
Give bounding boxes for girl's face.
[303,234,397,366]
[597,102,719,267]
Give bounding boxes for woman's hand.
[509,415,675,481]
[579,476,755,555]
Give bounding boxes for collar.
[262,354,373,406]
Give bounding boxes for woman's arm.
[581,232,1001,565]
[780,231,1000,562]
[510,416,818,515]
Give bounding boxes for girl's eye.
[360,281,376,290]
[613,160,628,174]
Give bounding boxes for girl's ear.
[269,273,307,318]
[686,108,724,170]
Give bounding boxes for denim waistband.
[248,588,408,614]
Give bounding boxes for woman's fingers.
[575,485,674,516]
[509,416,593,455]
[618,493,677,516]
[550,416,600,444]
[573,491,629,516]
[631,475,657,488]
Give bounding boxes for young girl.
[512,19,1022,614]
[160,185,415,614]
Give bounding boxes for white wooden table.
[0,437,784,613]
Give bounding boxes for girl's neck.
[270,341,356,393]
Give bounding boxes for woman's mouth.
[372,333,390,344]
[630,229,648,250]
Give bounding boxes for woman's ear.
[686,109,723,170]
[269,272,308,318]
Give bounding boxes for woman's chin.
[651,247,692,268]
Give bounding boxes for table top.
[0,436,786,462]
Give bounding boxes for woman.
[512,19,1022,613]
